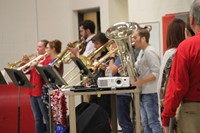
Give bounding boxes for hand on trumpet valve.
[31,60,39,67]
[22,60,39,73]
[22,54,30,63]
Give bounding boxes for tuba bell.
[105,22,140,83]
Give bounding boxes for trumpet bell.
[7,53,37,69]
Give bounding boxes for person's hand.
[29,60,38,68]
[68,47,79,57]
[118,65,125,76]
[118,65,123,73]
[163,126,169,133]
[132,77,143,87]
[99,63,107,71]
[22,54,30,63]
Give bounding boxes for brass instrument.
[79,40,113,67]
[86,40,113,60]
[61,40,84,64]
[89,46,118,73]
[17,53,47,73]
[8,53,37,69]
[53,47,69,68]
[47,40,84,87]
[61,40,114,86]
[65,42,118,87]
[105,22,141,82]
[51,40,85,82]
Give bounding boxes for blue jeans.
[30,96,50,133]
[140,93,162,133]
[117,95,133,133]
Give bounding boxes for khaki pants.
[177,102,200,133]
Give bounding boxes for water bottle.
[105,66,112,77]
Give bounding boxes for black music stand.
[0,71,8,85]
[35,65,67,86]
[71,57,93,78]
[4,68,34,133]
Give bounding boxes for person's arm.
[133,49,160,87]
[108,56,120,76]
[133,74,156,87]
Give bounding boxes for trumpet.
[17,53,47,73]
[8,53,37,69]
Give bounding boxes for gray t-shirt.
[135,46,160,94]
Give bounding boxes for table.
[58,88,141,133]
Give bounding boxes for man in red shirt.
[26,40,51,133]
[162,0,200,132]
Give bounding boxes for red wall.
[162,12,189,53]
[0,83,35,133]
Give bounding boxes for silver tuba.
[105,22,140,83]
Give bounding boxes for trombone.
[89,46,118,73]
[56,40,84,65]
[79,40,113,67]
[61,40,118,88]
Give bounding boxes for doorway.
[78,8,100,38]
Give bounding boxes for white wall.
[128,0,193,23]
[0,0,69,70]
[128,0,193,55]
[108,0,128,25]
[0,0,37,67]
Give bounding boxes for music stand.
[35,65,67,86]
[0,71,8,85]
[5,68,34,88]
[4,68,34,133]
[71,57,93,78]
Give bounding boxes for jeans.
[140,93,162,133]
[30,96,50,133]
[117,95,133,133]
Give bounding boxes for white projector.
[97,77,130,88]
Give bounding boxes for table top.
[59,87,140,96]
